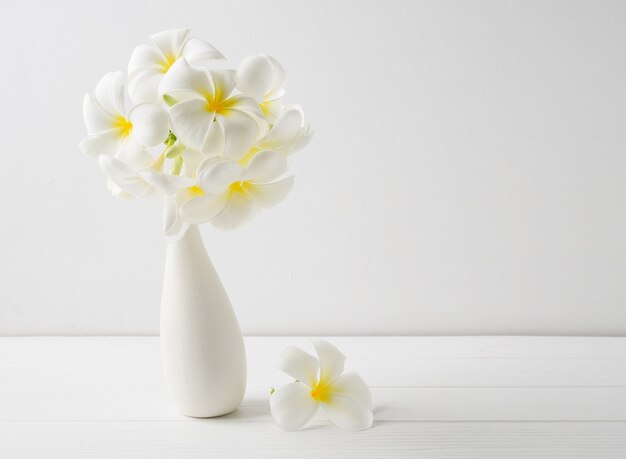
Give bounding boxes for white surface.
[161,225,246,417]
[1,336,626,457]
[2,1,626,335]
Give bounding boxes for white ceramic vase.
[160,225,246,417]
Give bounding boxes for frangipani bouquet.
[80,29,312,240]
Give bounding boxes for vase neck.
[168,224,203,253]
[183,224,200,242]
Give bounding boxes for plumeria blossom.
[80,72,169,167]
[159,58,267,160]
[240,104,313,166]
[128,28,224,104]
[177,150,294,230]
[270,340,373,431]
[80,29,311,239]
[97,152,194,201]
[237,54,287,122]
[80,72,178,198]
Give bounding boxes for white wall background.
[1,0,625,336]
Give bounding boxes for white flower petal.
[159,58,212,98]
[168,98,213,151]
[128,69,164,104]
[179,146,206,172]
[198,159,243,195]
[163,195,189,242]
[210,69,236,101]
[98,157,152,198]
[94,71,126,117]
[136,169,175,194]
[180,194,229,224]
[79,130,123,158]
[262,104,308,152]
[211,192,259,230]
[201,119,225,156]
[290,126,314,154]
[196,155,223,174]
[265,54,287,97]
[260,97,283,123]
[111,176,152,198]
[166,174,195,189]
[220,110,260,160]
[236,54,276,101]
[329,373,372,410]
[269,105,305,140]
[321,394,373,431]
[183,37,225,63]
[98,155,134,179]
[270,382,319,431]
[108,179,133,199]
[150,28,190,60]
[251,111,271,139]
[129,103,170,146]
[244,150,288,182]
[82,94,114,134]
[243,177,294,209]
[276,346,319,387]
[312,339,346,384]
[228,95,265,118]
[115,138,153,170]
[128,44,163,77]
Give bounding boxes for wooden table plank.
[1,337,626,457]
[2,421,626,459]
[1,337,625,389]
[1,386,625,422]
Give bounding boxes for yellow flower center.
[186,186,205,198]
[205,94,236,115]
[203,78,238,115]
[310,383,331,403]
[160,54,177,73]
[113,116,132,138]
[206,99,226,114]
[228,181,251,195]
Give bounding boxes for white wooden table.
[1,337,625,458]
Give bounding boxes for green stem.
[171,155,184,175]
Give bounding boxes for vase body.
[160,225,246,417]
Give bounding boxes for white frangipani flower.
[98,156,154,199]
[80,29,312,239]
[270,339,373,431]
[160,58,267,160]
[80,71,179,198]
[178,150,294,230]
[80,71,170,170]
[240,104,313,166]
[128,28,224,104]
[237,54,287,122]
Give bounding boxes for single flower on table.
[270,339,373,431]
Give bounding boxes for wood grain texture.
[2,422,626,459]
[1,336,625,457]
